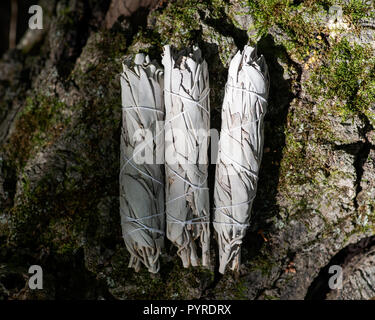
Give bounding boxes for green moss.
[9,172,77,246]
[155,0,205,47]
[233,279,249,299]
[245,0,329,59]
[244,0,374,61]
[248,249,278,276]
[308,39,375,122]
[4,95,70,170]
[56,6,75,27]
[242,0,375,129]
[278,100,332,192]
[343,0,375,26]
[70,30,125,100]
[110,249,214,299]
[341,210,375,244]
[127,28,164,58]
[153,0,228,49]
[95,30,127,61]
[4,28,125,264]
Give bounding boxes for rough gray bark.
[325,241,375,300]
[0,0,375,300]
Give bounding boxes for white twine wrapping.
[214,45,269,274]
[120,53,165,273]
[162,45,211,268]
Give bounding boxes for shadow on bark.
[242,34,299,264]
[305,235,375,300]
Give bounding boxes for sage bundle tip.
[214,45,269,274]
[162,45,211,268]
[120,53,165,273]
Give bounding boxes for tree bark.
[0,0,375,300]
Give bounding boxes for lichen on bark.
[0,0,375,300]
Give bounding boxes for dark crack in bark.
[305,235,375,300]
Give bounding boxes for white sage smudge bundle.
[120,53,165,273]
[214,45,269,274]
[162,45,211,268]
